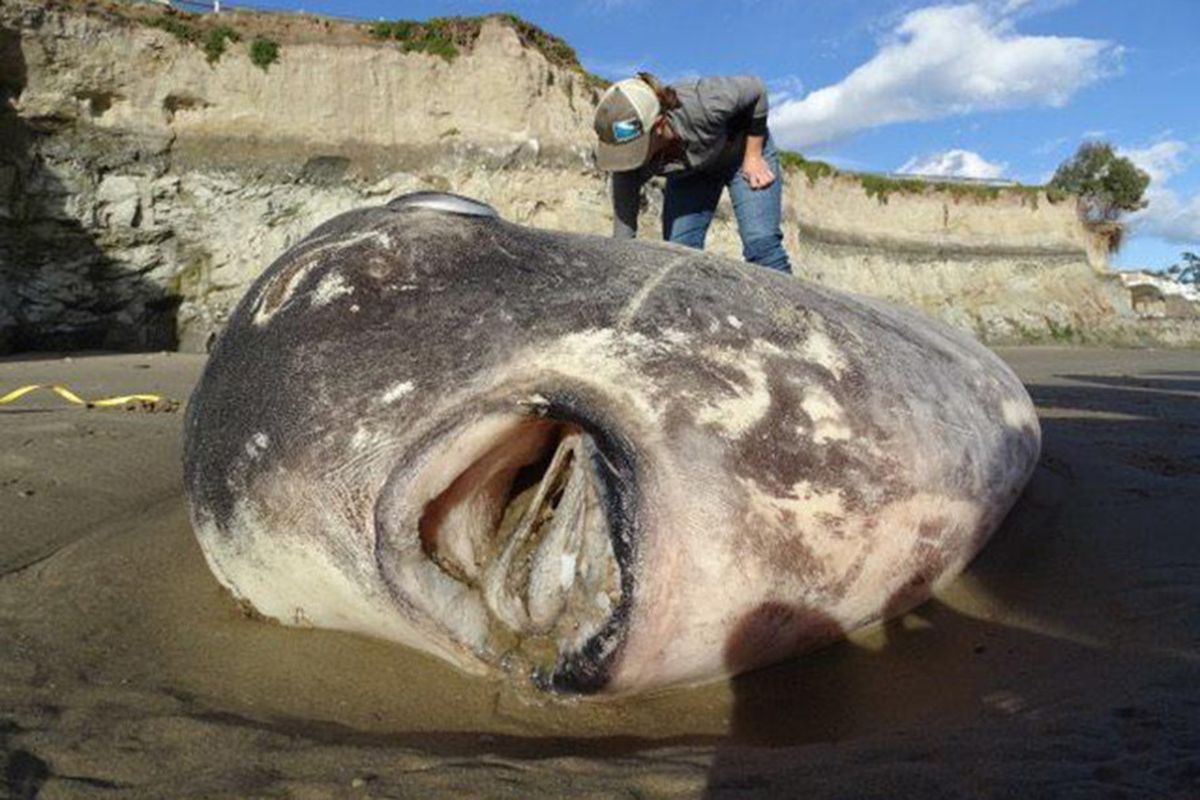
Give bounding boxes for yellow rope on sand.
[0,384,177,411]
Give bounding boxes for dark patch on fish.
[723,602,844,675]
[886,516,956,616]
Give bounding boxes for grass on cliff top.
[779,149,1069,207]
[366,14,609,89]
[141,11,277,68]
[366,17,476,61]
[62,2,608,88]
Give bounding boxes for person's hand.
[741,155,776,190]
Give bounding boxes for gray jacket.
[611,75,769,239]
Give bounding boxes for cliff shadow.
[0,23,178,355]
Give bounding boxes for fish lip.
[520,392,641,695]
[374,387,641,694]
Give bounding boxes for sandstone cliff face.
[0,0,1187,352]
[784,175,1136,343]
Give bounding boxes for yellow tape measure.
[0,384,176,411]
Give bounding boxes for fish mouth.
[420,418,622,670]
[375,395,637,693]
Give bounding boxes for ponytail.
[637,72,681,112]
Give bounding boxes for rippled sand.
[2,347,1198,798]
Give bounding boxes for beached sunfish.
[183,192,1040,695]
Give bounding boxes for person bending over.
[593,72,792,274]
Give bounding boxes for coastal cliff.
[1,0,1191,351]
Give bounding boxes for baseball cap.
[593,78,661,172]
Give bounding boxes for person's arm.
[695,76,775,190]
[732,77,774,190]
[612,169,641,239]
[741,132,776,190]
[734,75,769,127]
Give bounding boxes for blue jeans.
[662,134,792,273]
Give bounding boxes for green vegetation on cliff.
[141,12,277,68]
[1168,251,1200,285]
[366,14,608,89]
[778,151,836,185]
[495,13,596,79]
[780,149,1069,208]
[93,3,605,89]
[1049,142,1149,223]
[144,14,200,46]
[366,18,475,61]
[204,25,241,65]
[250,36,280,71]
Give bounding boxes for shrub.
[779,151,837,185]
[365,13,607,88]
[496,13,577,70]
[250,37,280,71]
[780,149,1063,208]
[1167,252,1200,285]
[146,15,200,45]
[857,173,929,204]
[144,16,249,69]
[1049,142,1149,224]
[367,17,479,62]
[203,25,241,65]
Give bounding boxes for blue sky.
[245,0,1197,271]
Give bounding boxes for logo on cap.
[612,118,644,143]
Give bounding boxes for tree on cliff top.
[1049,142,1150,224]
[1167,251,1200,285]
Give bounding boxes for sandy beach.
[1,346,1198,798]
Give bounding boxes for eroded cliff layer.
[1,0,1190,351]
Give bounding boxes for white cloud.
[767,75,806,106]
[770,3,1119,149]
[1121,139,1200,245]
[1122,140,1188,183]
[898,149,1008,179]
[1134,191,1200,244]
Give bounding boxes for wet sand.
[1,347,1198,798]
